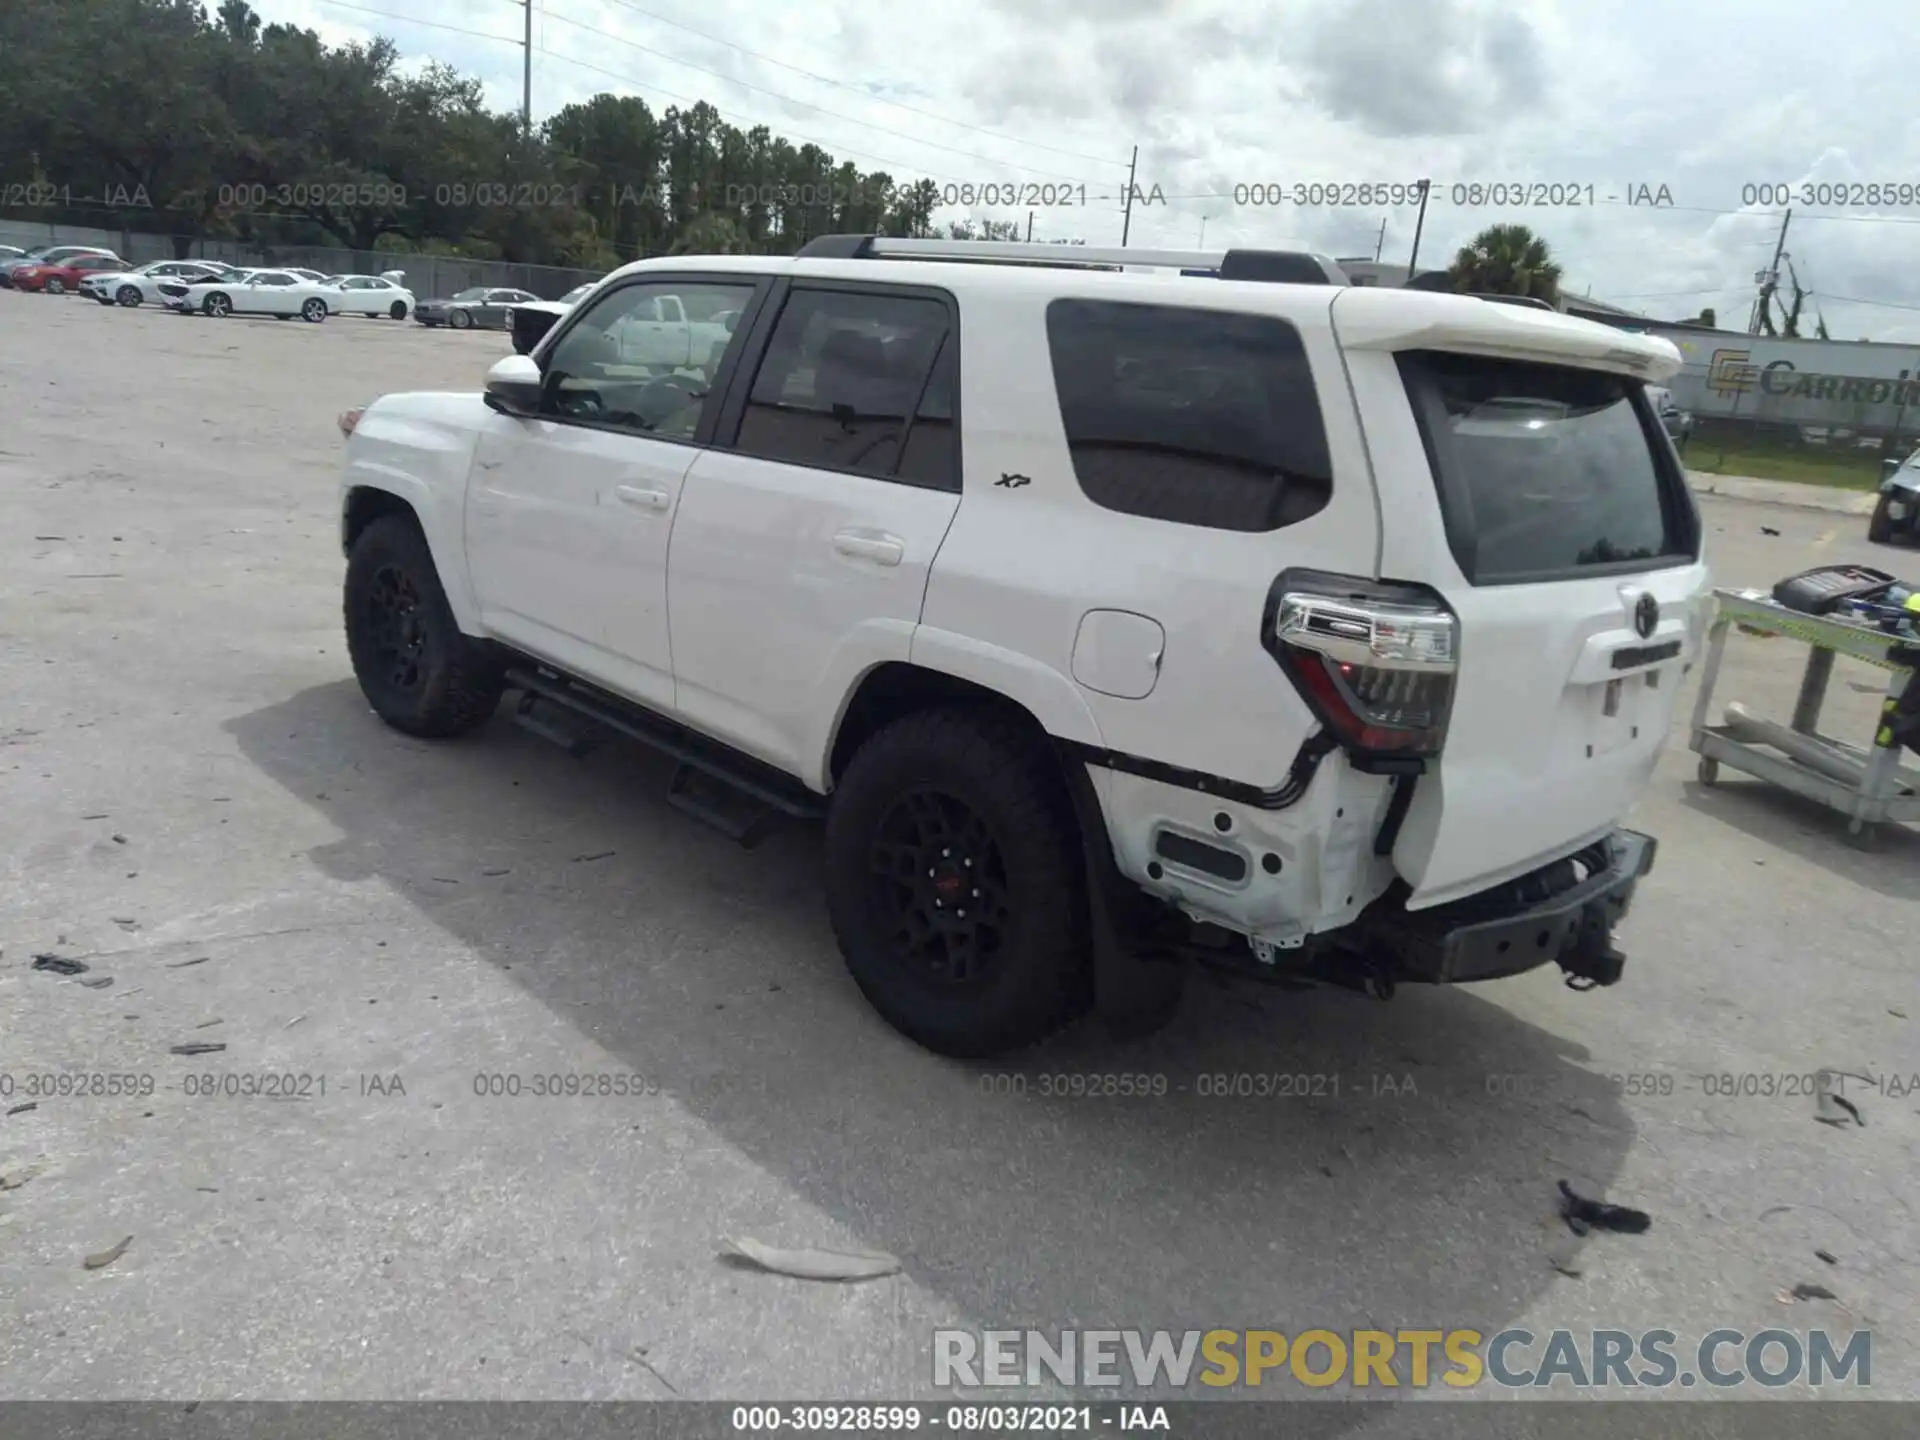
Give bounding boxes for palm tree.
[1447,224,1563,306]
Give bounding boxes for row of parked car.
[0,243,419,320]
[0,244,602,329]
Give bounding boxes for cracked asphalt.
[2,290,1916,1424]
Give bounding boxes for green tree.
[1447,224,1563,306]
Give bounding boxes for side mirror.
[484,354,544,416]
[1887,458,1903,479]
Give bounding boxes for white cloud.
[253,0,1920,341]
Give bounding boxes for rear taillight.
[1266,571,1459,764]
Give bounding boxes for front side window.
[541,279,756,440]
[1044,299,1334,532]
[732,286,954,481]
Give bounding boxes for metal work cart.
[1689,587,1920,847]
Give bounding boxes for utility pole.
[1026,210,1033,242]
[1374,216,1386,261]
[1198,216,1208,246]
[1405,179,1431,282]
[1120,145,1138,247]
[1749,207,1792,335]
[521,0,533,136]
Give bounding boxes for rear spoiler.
[1330,288,1683,382]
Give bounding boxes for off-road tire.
[1869,493,1896,545]
[825,706,1091,1057]
[343,513,504,738]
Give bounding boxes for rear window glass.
[1397,351,1693,583]
[1044,299,1333,532]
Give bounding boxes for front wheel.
[449,309,472,330]
[45,277,66,294]
[301,297,327,323]
[116,285,142,307]
[343,514,504,738]
[204,292,232,317]
[825,708,1091,1057]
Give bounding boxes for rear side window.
[1044,298,1334,532]
[1398,352,1697,584]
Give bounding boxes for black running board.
[504,666,825,847]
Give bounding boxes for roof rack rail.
[792,235,1349,285]
[1467,293,1556,311]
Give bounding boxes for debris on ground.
[1814,1070,1865,1127]
[169,1043,226,1056]
[1558,1179,1652,1236]
[573,850,615,863]
[193,1019,222,1029]
[1761,526,1781,536]
[284,1015,306,1029]
[165,957,209,969]
[1787,1282,1838,1302]
[31,954,89,975]
[718,1237,902,1282]
[83,1236,133,1270]
[111,834,127,844]
[0,1170,35,1192]
[1816,1249,1838,1265]
[1547,1239,1584,1278]
[6,1102,38,1115]
[77,976,115,989]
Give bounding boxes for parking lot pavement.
[2,291,1917,1408]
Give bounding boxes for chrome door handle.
[615,484,672,512]
[833,530,904,566]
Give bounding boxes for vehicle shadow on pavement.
[229,682,1636,1396]
[1678,776,1920,898]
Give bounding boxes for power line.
[591,0,1126,169]
[315,0,520,45]
[536,5,1098,184]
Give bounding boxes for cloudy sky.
[258,0,1920,342]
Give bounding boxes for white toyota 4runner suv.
[335,236,1711,1057]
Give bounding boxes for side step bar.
[504,666,826,847]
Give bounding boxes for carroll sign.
[1705,347,1920,406]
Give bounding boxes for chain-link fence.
[0,219,603,300]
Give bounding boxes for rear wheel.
[1869,493,1897,544]
[343,514,504,738]
[825,708,1091,1057]
[389,300,408,320]
[116,285,142,307]
[301,297,327,323]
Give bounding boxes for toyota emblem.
[1633,593,1659,639]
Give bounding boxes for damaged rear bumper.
[1356,829,1657,987]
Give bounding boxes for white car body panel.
[167,270,333,316]
[325,275,416,317]
[82,261,237,303]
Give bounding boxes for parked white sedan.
[81,259,247,307]
[158,268,335,321]
[321,274,416,319]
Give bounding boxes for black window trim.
[527,269,778,448]
[1396,350,1703,588]
[709,276,964,494]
